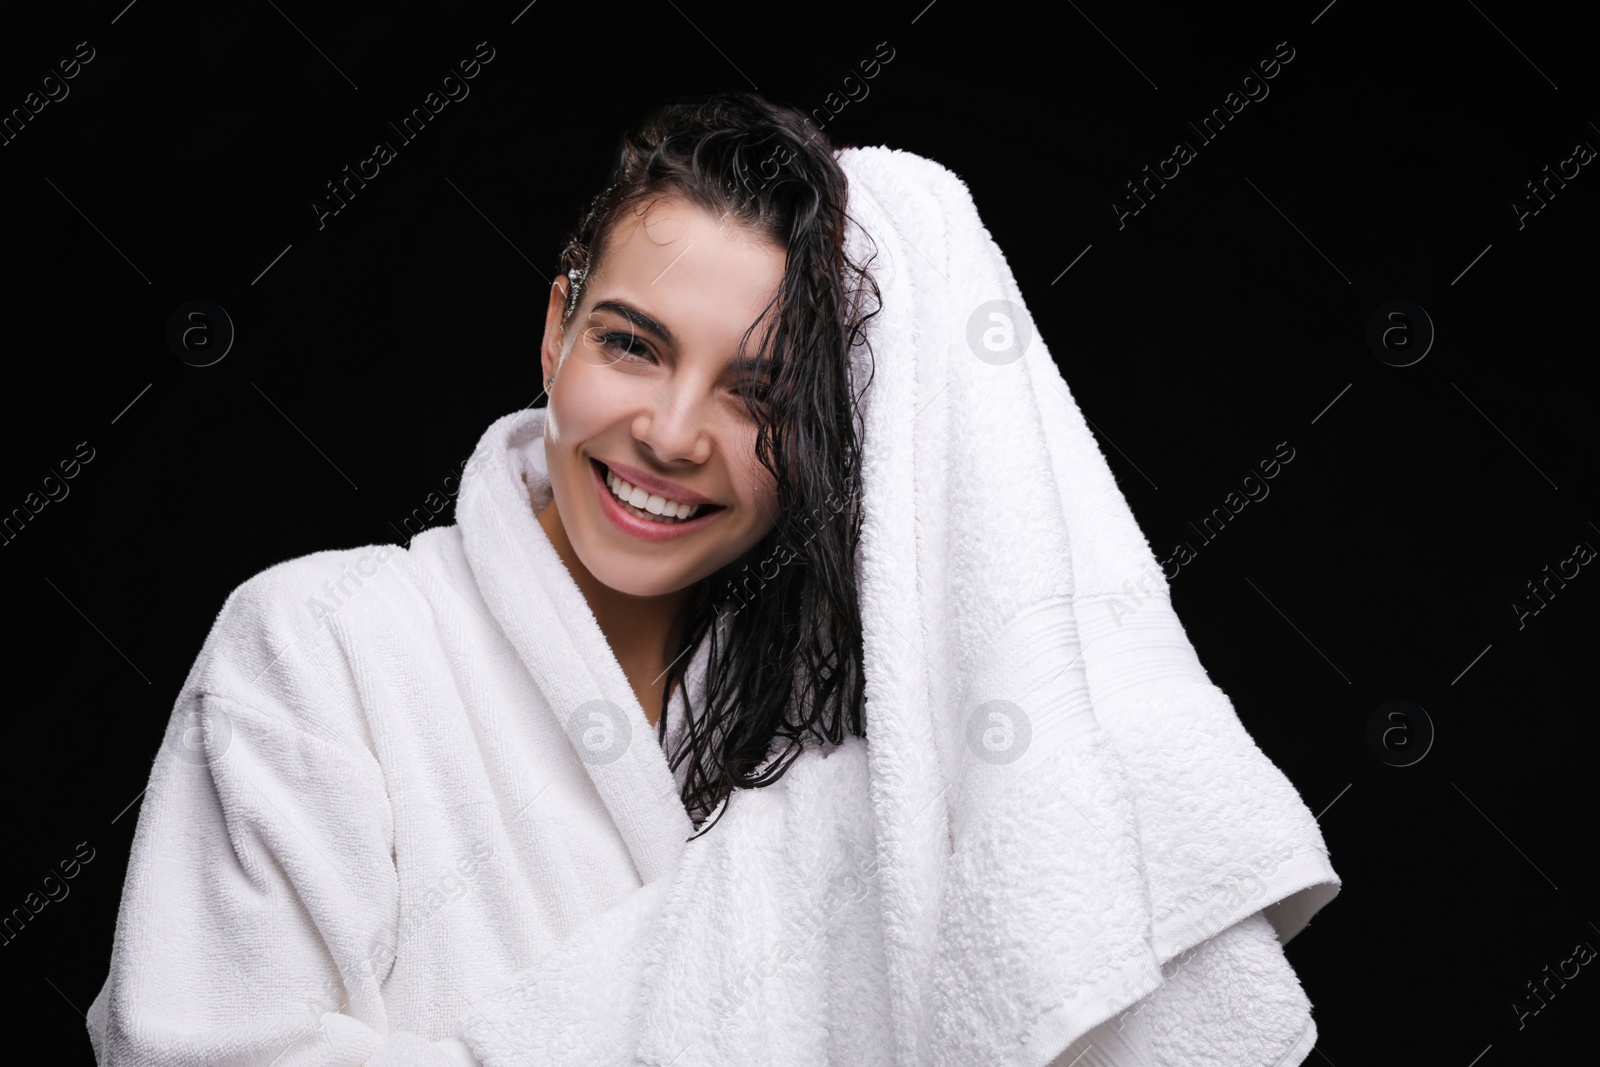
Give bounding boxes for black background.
[2,0,1596,1062]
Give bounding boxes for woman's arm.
[88,690,479,1066]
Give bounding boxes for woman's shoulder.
[219,538,425,629]
[180,529,466,728]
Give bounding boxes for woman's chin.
[575,543,698,599]
[595,571,695,600]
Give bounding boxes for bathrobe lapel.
[457,407,693,886]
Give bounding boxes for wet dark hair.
[549,91,881,833]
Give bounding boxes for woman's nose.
[636,380,715,465]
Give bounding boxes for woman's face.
[537,194,786,599]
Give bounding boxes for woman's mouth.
[590,458,725,541]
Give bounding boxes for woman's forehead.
[604,193,776,259]
[589,197,785,339]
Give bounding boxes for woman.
[86,92,878,1065]
[88,92,1337,1067]
[533,91,871,831]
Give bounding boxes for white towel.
[458,146,1340,1067]
[835,145,1341,1064]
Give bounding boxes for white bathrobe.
[85,408,714,1065]
[86,409,1324,1067]
[89,146,1338,1067]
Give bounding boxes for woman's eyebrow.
[592,299,676,347]
[726,356,768,376]
[593,298,770,377]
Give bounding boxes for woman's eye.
[600,331,653,361]
[740,382,775,412]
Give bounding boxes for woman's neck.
[537,501,691,728]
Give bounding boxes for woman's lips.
[590,457,724,543]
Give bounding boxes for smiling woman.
[532,94,877,828]
[85,92,885,1067]
[85,85,1338,1067]
[535,195,789,704]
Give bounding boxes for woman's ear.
[541,276,570,384]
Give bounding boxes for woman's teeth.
[605,467,703,524]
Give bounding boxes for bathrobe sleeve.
[87,684,479,1067]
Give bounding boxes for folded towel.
[460,146,1339,1067]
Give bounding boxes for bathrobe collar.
[456,406,695,885]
